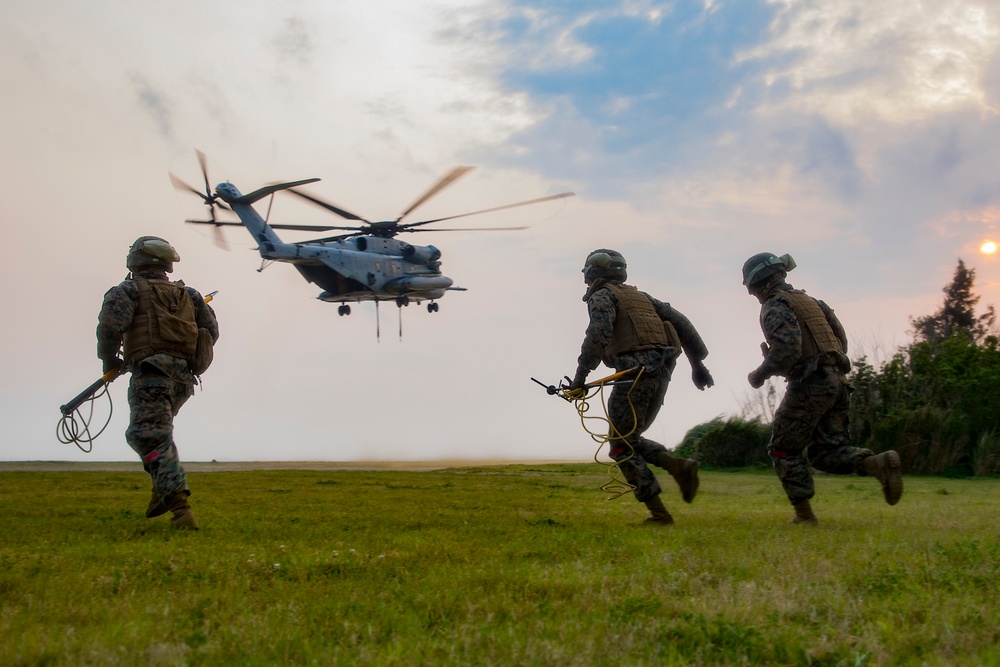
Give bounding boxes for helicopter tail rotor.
[170,149,234,250]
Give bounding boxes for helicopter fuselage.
[215,182,454,305]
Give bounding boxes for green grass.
[2,465,999,666]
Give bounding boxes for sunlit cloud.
[738,0,1000,124]
[929,206,1000,237]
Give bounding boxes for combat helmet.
[127,236,180,273]
[583,248,627,283]
[741,252,796,287]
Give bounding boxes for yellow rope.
[569,367,645,500]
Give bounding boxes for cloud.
[739,0,1000,124]
[272,16,316,68]
[4,0,1000,465]
[468,2,776,191]
[129,72,174,140]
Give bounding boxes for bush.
[674,416,771,469]
[850,334,1000,475]
[972,431,1000,478]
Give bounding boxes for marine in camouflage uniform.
[570,249,715,525]
[742,252,902,525]
[97,236,219,529]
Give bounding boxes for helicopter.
[171,151,574,317]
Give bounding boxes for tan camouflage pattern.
[752,282,847,382]
[576,280,708,376]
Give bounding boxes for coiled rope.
[568,367,645,500]
[56,383,115,453]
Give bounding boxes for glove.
[692,362,714,391]
[565,371,588,399]
[102,356,125,375]
[747,368,766,389]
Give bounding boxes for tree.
[848,259,1000,476]
[910,259,996,343]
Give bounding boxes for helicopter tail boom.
[214,182,287,248]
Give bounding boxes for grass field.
[2,464,999,666]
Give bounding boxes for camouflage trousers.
[606,350,676,503]
[126,361,195,501]
[769,369,873,504]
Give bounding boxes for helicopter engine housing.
[401,244,441,264]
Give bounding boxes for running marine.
[742,252,902,525]
[570,249,714,525]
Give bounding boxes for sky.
[2,0,1000,463]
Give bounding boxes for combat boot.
[165,492,199,530]
[791,499,818,526]
[145,490,168,518]
[863,450,903,505]
[656,452,700,503]
[642,495,674,526]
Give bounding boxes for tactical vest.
[602,283,681,362]
[777,289,844,365]
[123,277,199,365]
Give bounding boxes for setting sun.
[982,240,998,255]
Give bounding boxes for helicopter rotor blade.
[212,225,230,251]
[186,218,359,232]
[403,226,530,232]
[269,223,363,231]
[285,188,370,223]
[183,219,232,250]
[196,149,211,198]
[170,173,211,203]
[186,219,243,226]
[396,166,474,223]
[400,191,575,229]
[170,165,231,213]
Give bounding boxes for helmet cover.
[127,236,180,273]
[583,248,627,282]
[742,252,796,286]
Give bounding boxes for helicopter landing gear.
[338,304,351,316]
[427,302,439,313]
[396,296,410,308]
